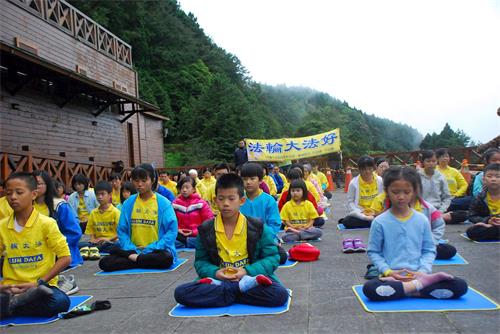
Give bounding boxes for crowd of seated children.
[174,174,289,308]
[466,163,500,241]
[172,176,214,249]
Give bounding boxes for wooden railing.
[340,146,484,171]
[10,0,133,66]
[0,151,131,189]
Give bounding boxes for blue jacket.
[367,209,436,274]
[157,185,175,202]
[270,173,284,193]
[67,190,99,220]
[241,191,281,238]
[54,199,83,267]
[117,193,177,259]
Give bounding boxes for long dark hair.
[33,170,56,217]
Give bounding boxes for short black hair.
[120,181,137,203]
[435,148,449,159]
[72,173,89,191]
[483,148,500,164]
[108,173,121,182]
[287,168,303,181]
[421,150,436,161]
[483,163,500,175]
[383,166,421,193]
[213,163,230,173]
[216,173,244,198]
[357,155,375,169]
[158,170,169,176]
[240,163,264,180]
[287,179,308,201]
[375,157,387,167]
[131,163,158,190]
[94,180,112,194]
[6,172,37,191]
[289,163,304,176]
[177,176,196,191]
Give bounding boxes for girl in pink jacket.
[172,176,214,248]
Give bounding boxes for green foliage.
[420,123,471,149]
[69,0,428,164]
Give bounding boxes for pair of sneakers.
[80,246,100,260]
[342,238,366,253]
[58,274,80,295]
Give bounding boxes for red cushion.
[288,243,320,262]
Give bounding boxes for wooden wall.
[0,0,137,97]
[0,86,164,168]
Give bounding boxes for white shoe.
[58,274,80,295]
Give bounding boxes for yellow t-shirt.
[215,214,249,269]
[487,193,500,215]
[131,194,159,248]
[314,171,329,189]
[358,176,379,209]
[206,183,218,215]
[0,196,13,221]
[85,205,121,239]
[78,196,89,223]
[0,208,70,286]
[280,200,319,229]
[112,189,121,206]
[199,178,216,201]
[370,192,387,215]
[413,200,424,213]
[437,166,468,197]
[164,180,178,196]
[34,202,49,217]
[263,175,277,196]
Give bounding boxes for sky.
[178,0,500,144]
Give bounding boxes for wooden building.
[0,0,167,185]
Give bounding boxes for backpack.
[288,243,320,262]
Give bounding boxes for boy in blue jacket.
[99,164,177,271]
[174,174,288,308]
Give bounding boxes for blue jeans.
[11,286,70,318]
[448,196,473,211]
[174,279,289,308]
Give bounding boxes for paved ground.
[3,190,499,334]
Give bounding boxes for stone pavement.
[4,190,499,334]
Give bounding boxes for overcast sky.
[178,0,500,143]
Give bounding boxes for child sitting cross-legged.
[363,167,468,301]
[79,181,121,260]
[174,174,289,308]
[280,179,322,242]
[98,163,177,272]
[0,172,71,319]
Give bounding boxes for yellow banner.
[246,129,341,162]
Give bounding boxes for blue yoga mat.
[460,233,500,243]
[0,295,92,327]
[280,238,321,244]
[352,285,499,313]
[337,224,369,231]
[176,247,195,253]
[279,259,298,268]
[434,253,468,266]
[169,289,292,317]
[94,258,188,276]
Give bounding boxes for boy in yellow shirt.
[158,171,178,196]
[0,172,71,319]
[79,181,121,260]
[206,163,230,215]
[436,148,471,212]
[174,174,288,308]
